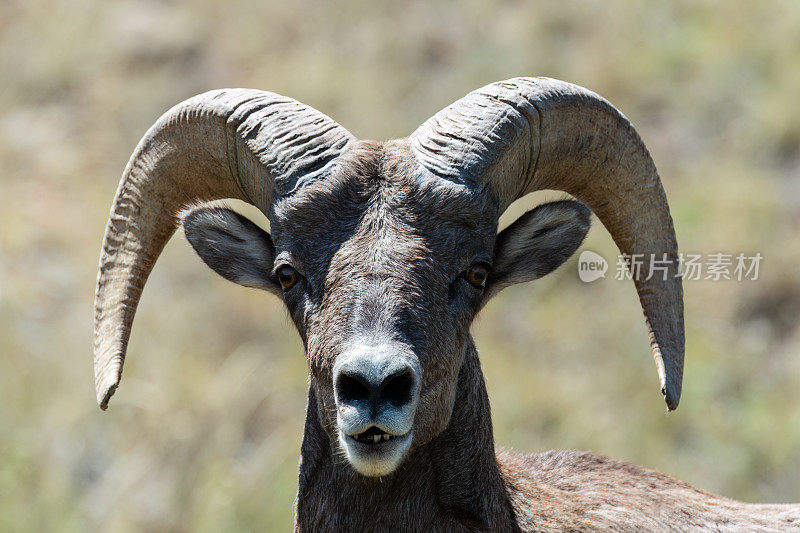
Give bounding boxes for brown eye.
[464,264,489,288]
[277,265,299,290]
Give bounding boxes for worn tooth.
[373,435,381,444]
[382,434,390,442]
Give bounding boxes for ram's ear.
[487,200,590,296]
[183,207,280,294]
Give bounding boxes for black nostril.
[380,369,414,407]
[335,360,416,408]
[336,373,371,403]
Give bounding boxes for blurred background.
[2,0,800,530]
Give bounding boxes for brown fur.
[501,451,799,531]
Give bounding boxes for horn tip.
[662,383,680,412]
[97,384,117,410]
[95,362,121,410]
[651,341,682,411]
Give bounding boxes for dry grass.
[2,1,800,530]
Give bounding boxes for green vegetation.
[1,1,799,530]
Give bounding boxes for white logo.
[578,251,608,282]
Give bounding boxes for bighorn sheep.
[93,77,799,531]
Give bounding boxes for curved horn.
[94,89,354,409]
[411,77,684,410]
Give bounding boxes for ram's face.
[183,141,590,477]
[266,144,498,476]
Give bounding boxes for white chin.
[339,432,413,477]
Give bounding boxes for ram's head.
[94,78,683,477]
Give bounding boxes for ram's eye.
[464,264,489,288]
[277,265,299,290]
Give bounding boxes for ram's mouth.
[342,425,412,454]
[340,425,412,476]
[350,426,403,444]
